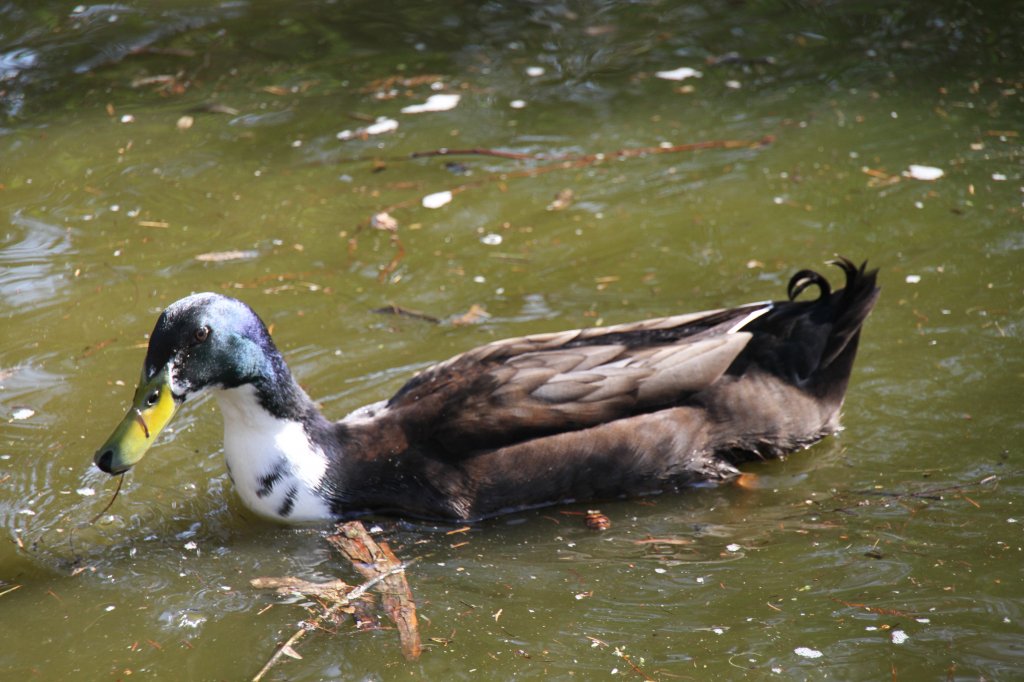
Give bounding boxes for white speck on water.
[654,567,667,574]
[905,274,921,284]
[726,543,741,552]
[916,617,931,623]
[794,647,823,659]
[422,190,453,209]
[480,233,502,245]
[510,99,526,109]
[364,117,398,135]
[655,67,702,81]
[183,541,198,551]
[1007,518,1018,523]
[906,164,944,181]
[76,487,96,497]
[696,576,705,584]
[401,93,461,114]
[17,509,35,516]
[120,114,135,124]
[337,117,399,140]
[11,407,34,420]
[914,201,924,209]
[472,275,486,284]
[290,139,302,148]
[773,196,784,205]
[992,173,1007,181]
[525,66,545,77]
[865,626,878,631]
[105,605,116,612]
[712,627,725,635]
[891,630,909,644]
[725,80,742,89]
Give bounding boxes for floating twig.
[90,474,125,524]
[372,305,441,324]
[251,560,414,682]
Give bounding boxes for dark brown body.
[313,259,879,520]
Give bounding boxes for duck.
[93,257,879,523]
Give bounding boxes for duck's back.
[328,258,879,520]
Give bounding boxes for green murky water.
[2,1,1022,679]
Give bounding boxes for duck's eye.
[194,326,210,343]
[145,390,160,407]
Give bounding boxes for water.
[2,1,1022,678]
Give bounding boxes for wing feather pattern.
[379,305,767,453]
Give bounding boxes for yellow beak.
[94,367,179,474]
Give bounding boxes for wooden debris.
[249,576,354,603]
[251,521,420,681]
[327,522,422,661]
[584,510,611,530]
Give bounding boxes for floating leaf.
[547,188,575,211]
[451,304,490,326]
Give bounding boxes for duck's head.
[94,293,275,475]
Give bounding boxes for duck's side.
[318,258,879,520]
[93,258,878,524]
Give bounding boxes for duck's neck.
[214,383,335,522]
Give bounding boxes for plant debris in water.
[250,521,420,680]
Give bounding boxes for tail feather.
[819,257,881,370]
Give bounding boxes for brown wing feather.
[381,306,763,452]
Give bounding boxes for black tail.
[790,257,880,403]
[814,257,881,370]
[737,257,880,402]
